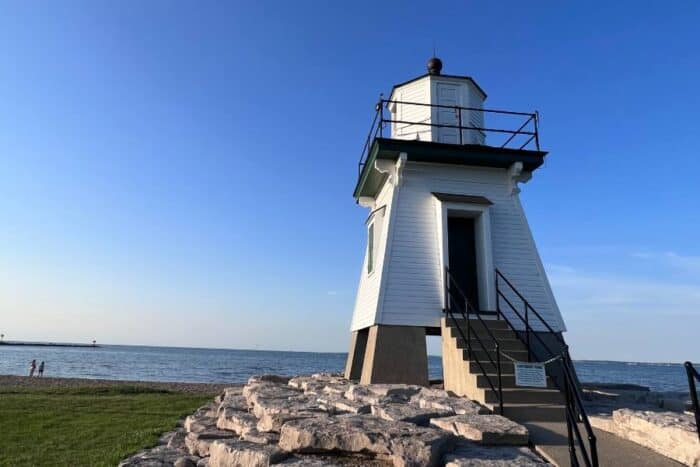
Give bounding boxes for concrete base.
[344,329,368,380]
[345,325,428,386]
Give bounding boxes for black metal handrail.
[358,97,541,178]
[685,361,700,441]
[495,268,598,467]
[444,267,504,415]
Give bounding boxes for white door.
[436,83,461,144]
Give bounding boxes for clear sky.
[1,2,698,362]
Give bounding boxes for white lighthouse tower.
[345,58,566,392]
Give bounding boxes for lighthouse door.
[436,83,461,144]
[447,216,480,312]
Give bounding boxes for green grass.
[0,385,214,467]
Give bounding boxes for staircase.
[441,317,566,422]
[442,267,599,467]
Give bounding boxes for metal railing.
[685,361,700,441]
[358,97,541,177]
[496,268,598,467]
[444,267,504,415]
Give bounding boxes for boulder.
[216,406,257,434]
[371,402,452,426]
[208,438,289,467]
[317,394,370,414]
[248,374,292,385]
[173,457,200,467]
[241,428,281,445]
[246,383,301,407]
[118,446,184,466]
[610,409,700,466]
[411,388,487,415]
[430,415,528,446]
[252,393,326,432]
[365,384,423,399]
[444,440,550,466]
[279,414,453,467]
[167,429,188,451]
[185,430,235,457]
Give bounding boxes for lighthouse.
[344,58,567,391]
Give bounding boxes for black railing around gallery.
[359,98,540,177]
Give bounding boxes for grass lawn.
[0,385,214,467]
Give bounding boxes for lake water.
[0,344,691,393]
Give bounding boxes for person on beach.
[38,361,45,377]
[29,359,36,377]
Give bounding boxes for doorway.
[447,216,480,311]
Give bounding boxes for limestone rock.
[173,457,199,467]
[279,414,453,467]
[365,384,423,399]
[444,441,550,466]
[196,458,209,467]
[118,446,184,466]
[246,382,302,407]
[184,404,218,433]
[610,409,700,466]
[208,438,289,467]
[167,430,188,451]
[185,430,235,457]
[344,385,406,405]
[252,393,326,432]
[216,406,257,434]
[248,374,292,385]
[411,388,488,415]
[218,394,248,414]
[371,402,452,426]
[241,428,281,445]
[323,383,351,397]
[430,415,528,445]
[317,394,371,414]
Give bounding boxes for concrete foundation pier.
[344,324,428,386]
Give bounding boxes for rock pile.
[119,373,550,466]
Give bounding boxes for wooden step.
[489,403,566,423]
[483,388,564,405]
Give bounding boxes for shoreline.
[0,374,236,394]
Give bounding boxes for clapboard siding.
[349,180,396,331]
[376,162,565,332]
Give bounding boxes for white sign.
[514,362,547,388]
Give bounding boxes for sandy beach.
[0,374,235,394]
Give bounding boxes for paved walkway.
[525,421,683,467]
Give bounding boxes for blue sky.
[1,1,698,362]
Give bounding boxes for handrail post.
[565,382,577,465]
[525,303,531,362]
[534,111,540,151]
[685,361,700,441]
[496,344,504,415]
[494,270,500,320]
[466,292,471,358]
[379,97,384,138]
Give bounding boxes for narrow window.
[367,223,375,274]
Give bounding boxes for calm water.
[0,344,690,392]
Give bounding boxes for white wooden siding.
[393,77,431,141]
[349,179,396,331]
[373,162,565,332]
